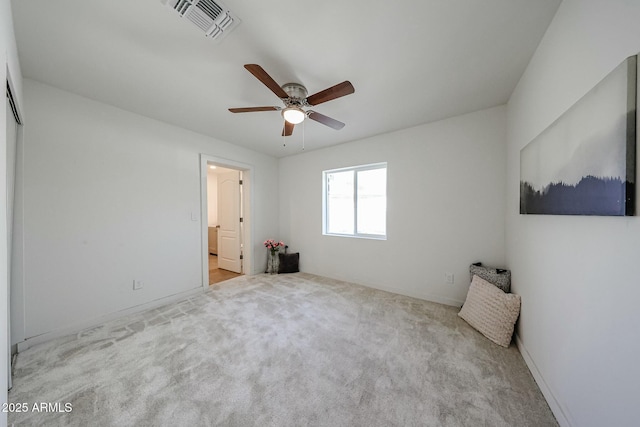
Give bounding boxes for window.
[323,163,387,239]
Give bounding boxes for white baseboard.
[17,287,204,353]
[368,282,465,307]
[515,333,572,427]
[306,271,465,307]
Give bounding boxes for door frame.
[199,154,253,288]
[6,66,23,393]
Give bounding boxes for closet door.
[5,92,18,390]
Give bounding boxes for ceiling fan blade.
[306,81,355,106]
[282,121,295,136]
[244,64,289,99]
[229,106,280,113]
[307,111,345,130]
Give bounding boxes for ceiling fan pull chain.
[302,118,305,151]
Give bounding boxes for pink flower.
[264,239,285,251]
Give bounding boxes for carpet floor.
[8,273,557,426]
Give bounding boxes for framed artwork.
[520,55,637,216]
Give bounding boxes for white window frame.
[322,162,387,240]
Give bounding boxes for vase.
[266,250,279,274]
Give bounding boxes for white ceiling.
[11,0,561,158]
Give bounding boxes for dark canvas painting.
[520,55,637,216]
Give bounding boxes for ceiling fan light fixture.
[282,107,305,124]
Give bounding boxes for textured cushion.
[458,275,521,347]
[469,263,511,293]
[278,252,299,274]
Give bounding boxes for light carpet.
[8,273,557,426]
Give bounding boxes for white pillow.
[458,275,521,347]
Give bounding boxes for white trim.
[323,162,388,175]
[2,53,10,419]
[199,154,254,288]
[515,333,572,427]
[6,64,24,396]
[322,162,387,239]
[16,287,204,353]
[316,272,465,307]
[366,283,463,307]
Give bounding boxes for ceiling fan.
[229,64,355,136]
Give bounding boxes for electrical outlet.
[133,280,143,290]
[445,273,455,285]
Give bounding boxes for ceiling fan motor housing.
[281,83,308,104]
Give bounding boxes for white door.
[217,170,242,273]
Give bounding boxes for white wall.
[13,79,279,345]
[280,106,506,306]
[506,1,640,426]
[1,0,22,110]
[1,0,23,425]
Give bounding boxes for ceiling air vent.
[163,0,241,42]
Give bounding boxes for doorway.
[200,155,252,287]
[206,164,241,284]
